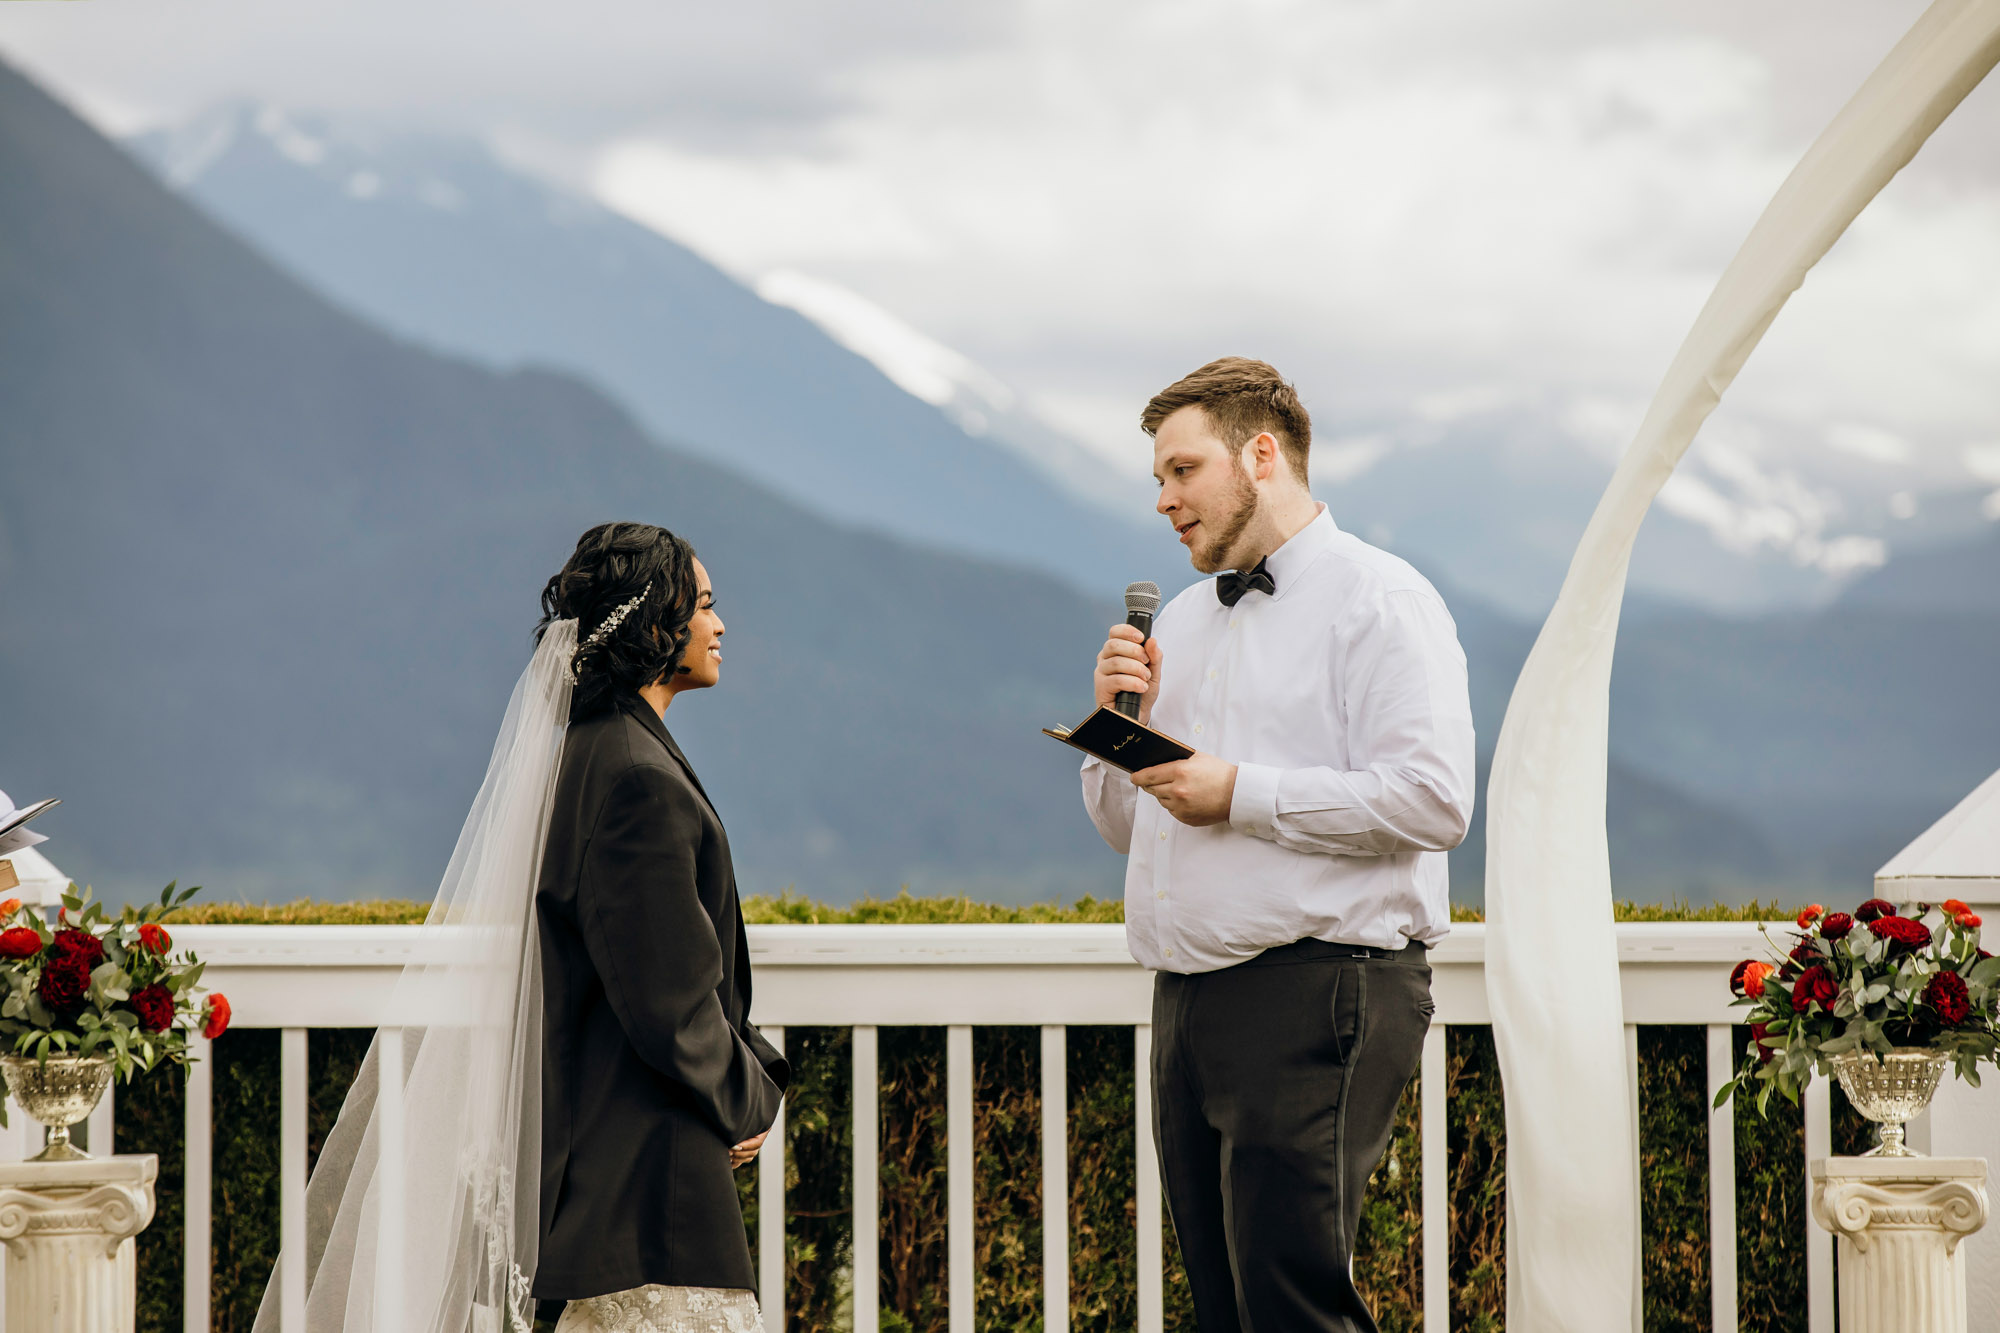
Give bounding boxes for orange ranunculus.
[202,993,231,1040]
[0,898,19,919]
[1742,961,1774,998]
[1797,904,1824,928]
[136,922,171,955]
[1944,899,1970,916]
[1961,913,1983,930]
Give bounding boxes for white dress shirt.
[1082,506,1476,973]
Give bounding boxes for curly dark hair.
[537,522,702,720]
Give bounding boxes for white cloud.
[1963,442,2000,484]
[1825,422,1911,465]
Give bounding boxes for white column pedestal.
[1811,1156,1988,1333]
[0,1155,158,1333]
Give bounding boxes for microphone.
[1114,581,1162,719]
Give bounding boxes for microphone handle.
[1112,610,1155,719]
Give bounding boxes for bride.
[256,521,788,1333]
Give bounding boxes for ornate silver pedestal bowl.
[0,1053,115,1161]
[1829,1047,1950,1157]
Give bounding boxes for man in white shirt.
[1082,358,1475,1333]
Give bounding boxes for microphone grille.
[1124,581,1162,616]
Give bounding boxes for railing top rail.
[172,919,1783,968]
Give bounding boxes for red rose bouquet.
[1719,897,2000,1115]
[0,882,229,1127]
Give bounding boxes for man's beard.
[1190,463,1259,574]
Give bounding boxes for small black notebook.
[1042,707,1196,773]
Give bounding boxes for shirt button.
[1193,724,1203,735]
[1164,947,1174,958]
[1155,890,1166,900]
[1158,830,1168,840]
[1209,670,1217,680]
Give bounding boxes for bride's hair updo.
[537,521,701,719]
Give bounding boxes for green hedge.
[111,893,1859,1331]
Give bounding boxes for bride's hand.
[730,1132,768,1169]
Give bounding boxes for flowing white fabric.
[1483,4,2000,1327]
[254,619,577,1333]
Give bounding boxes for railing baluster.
[377,1027,406,1333]
[1705,1025,1737,1333]
[852,1025,879,1333]
[760,1026,786,1333]
[947,1025,974,1333]
[184,1031,213,1333]
[281,1027,308,1333]
[1042,1025,1068,1333]
[1626,1023,1643,1333]
[1804,1074,1833,1332]
[1134,1024,1162,1333]
[1421,1022,1447,1331]
[85,1079,114,1158]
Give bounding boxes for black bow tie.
[1216,558,1276,608]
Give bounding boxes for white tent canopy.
[1876,767,2000,905]
[0,846,73,909]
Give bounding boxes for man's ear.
[1248,432,1281,483]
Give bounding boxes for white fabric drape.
[254,619,577,1333]
[1483,3,2000,1327]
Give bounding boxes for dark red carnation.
[136,923,171,955]
[37,953,91,1012]
[1791,964,1838,1013]
[1925,970,1972,1026]
[49,928,104,970]
[1855,899,1897,923]
[1868,915,1933,952]
[1750,1021,1778,1063]
[129,983,175,1033]
[0,927,43,959]
[1819,912,1855,940]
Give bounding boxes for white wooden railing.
[37,922,1855,1332]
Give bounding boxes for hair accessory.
[569,583,651,682]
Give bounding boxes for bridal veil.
[254,618,576,1333]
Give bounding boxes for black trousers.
[1152,939,1433,1333]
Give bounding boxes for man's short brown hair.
[1141,357,1311,483]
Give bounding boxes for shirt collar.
[1257,503,1336,599]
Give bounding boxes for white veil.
[255,618,577,1333]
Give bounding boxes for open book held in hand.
[0,793,58,859]
[1043,707,1196,774]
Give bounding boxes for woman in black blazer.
[532,522,788,1332]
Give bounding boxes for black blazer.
[532,694,788,1302]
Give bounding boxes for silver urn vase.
[1829,1047,1950,1157]
[0,1053,115,1161]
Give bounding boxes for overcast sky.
[5,0,1998,515]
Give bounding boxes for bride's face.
[673,559,725,691]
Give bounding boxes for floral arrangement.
[0,882,230,1125]
[1718,897,2000,1115]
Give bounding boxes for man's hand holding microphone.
[1093,594,1237,828]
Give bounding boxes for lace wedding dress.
[553,1286,762,1333]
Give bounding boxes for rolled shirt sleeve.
[1228,589,1475,859]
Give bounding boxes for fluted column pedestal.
[1812,1156,1988,1333]
[0,1155,158,1333]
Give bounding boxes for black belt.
[1240,937,1427,967]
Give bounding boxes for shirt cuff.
[1229,762,1281,840]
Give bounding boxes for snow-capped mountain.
[128,105,1182,599]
